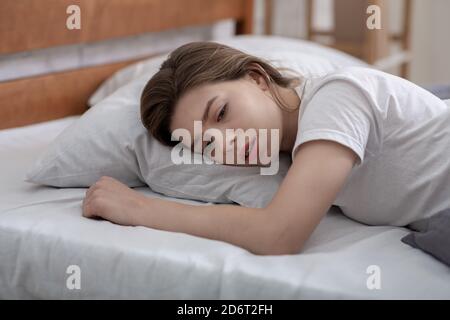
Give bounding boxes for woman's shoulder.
[302,66,406,104]
[315,66,389,85]
[302,67,371,100]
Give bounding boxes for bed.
[1,0,449,299]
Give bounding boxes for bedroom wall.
[413,0,450,85]
[262,0,450,86]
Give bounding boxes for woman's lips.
[247,137,257,162]
[239,137,256,161]
[241,141,250,159]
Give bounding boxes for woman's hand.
[82,176,149,226]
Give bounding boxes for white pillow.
[88,35,369,106]
[88,53,169,106]
[25,75,291,207]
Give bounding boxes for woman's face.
[170,72,283,166]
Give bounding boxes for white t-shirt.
[292,66,450,227]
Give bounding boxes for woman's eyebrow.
[191,95,218,151]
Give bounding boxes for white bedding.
[1,103,450,299]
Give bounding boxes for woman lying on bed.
[82,41,450,256]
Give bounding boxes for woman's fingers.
[82,195,90,217]
[82,176,126,220]
[83,184,101,217]
[85,176,110,200]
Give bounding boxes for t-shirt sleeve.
[292,79,374,166]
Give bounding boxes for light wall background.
[254,0,450,86]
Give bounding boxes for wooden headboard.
[0,0,254,129]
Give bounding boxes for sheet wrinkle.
[0,195,84,215]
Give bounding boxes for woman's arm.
[82,178,276,254]
[136,198,275,255]
[82,140,357,255]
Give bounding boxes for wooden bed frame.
[0,0,254,130]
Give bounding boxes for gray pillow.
[402,208,450,267]
[25,76,291,208]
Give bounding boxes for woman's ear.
[246,69,269,91]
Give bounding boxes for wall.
[260,0,450,85]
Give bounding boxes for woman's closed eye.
[205,104,227,149]
[217,103,227,122]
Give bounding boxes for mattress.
[1,101,450,299]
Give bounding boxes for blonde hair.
[140,41,302,146]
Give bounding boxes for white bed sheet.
[1,106,450,299]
